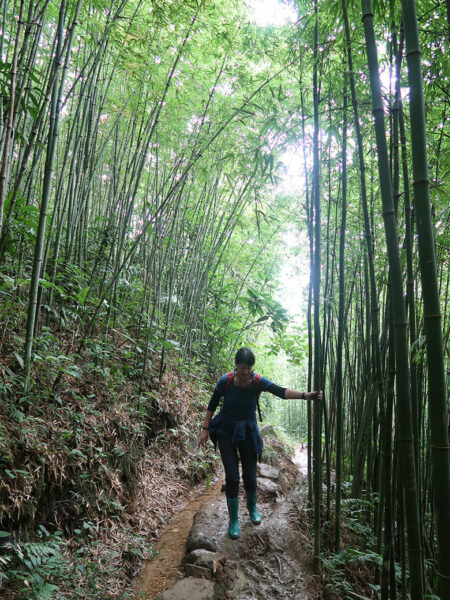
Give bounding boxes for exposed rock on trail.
[137,479,224,598]
[138,439,317,600]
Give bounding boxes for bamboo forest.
[0,0,448,598]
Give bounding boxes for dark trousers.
[217,433,257,499]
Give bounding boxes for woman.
[198,347,322,539]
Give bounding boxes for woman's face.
[235,363,253,382]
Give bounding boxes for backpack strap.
[223,371,234,397]
[253,373,261,398]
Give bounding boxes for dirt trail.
[137,478,225,598]
[137,442,317,600]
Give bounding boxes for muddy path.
[137,438,318,600]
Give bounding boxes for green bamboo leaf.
[13,352,24,368]
[38,279,65,296]
[76,286,90,305]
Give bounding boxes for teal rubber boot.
[246,491,261,525]
[226,497,240,539]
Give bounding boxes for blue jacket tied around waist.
[208,411,264,458]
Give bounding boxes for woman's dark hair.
[235,347,255,367]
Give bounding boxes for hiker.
[197,347,323,539]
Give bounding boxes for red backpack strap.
[253,373,261,397]
[223,371,234,397]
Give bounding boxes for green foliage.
[325,547,382,570]
[0,524,158,599]
[176,445,219,484]
[336,496,377,545]
[244,287,289,332]
[270,324,309,365]
[323,548,382,600]
[0,526,67,599]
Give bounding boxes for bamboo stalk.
[360,1,424,597]
[400,1,450,596]
[0,0,25,241]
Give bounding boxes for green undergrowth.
[0,328,218,599]
[0,524,157,600]
[269,425,297,453]
[260,424,296,465]
[288,464,409,600]
[321,497,382,600]
[320,492,409,600]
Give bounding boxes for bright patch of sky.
[275,147,310,322]
[246,0,297,27]
[279,147,306,196]
[278,233,310,320]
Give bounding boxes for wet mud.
[137,444,317,600]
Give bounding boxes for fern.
[1,528,68,599]
[340,497,374,510]
[0,553,12,582]
[324,547,382,570]
[33,582,59,600]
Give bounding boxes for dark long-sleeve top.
[206,372,286,458]
[207,373,286,417]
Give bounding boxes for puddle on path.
[137,477,224,599]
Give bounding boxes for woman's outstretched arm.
[284,389,323,401]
